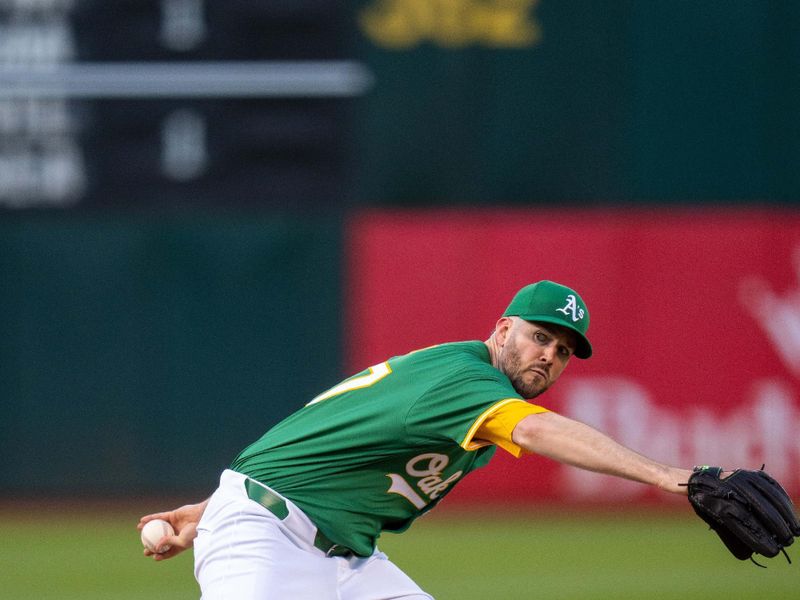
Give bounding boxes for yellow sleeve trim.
[462,400,550,458]
[460,399,532,450]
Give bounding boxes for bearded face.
[495,319,574,399]
[498,331,550,398]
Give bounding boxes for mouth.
[529,368,549,382]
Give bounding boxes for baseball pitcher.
[139,281,800,598]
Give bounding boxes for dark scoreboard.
[0,1,366,210]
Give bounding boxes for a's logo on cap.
[556,294,585,322]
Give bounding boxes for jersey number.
[306,362,392,405]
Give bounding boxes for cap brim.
[518,316,592,359]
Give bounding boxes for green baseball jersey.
[230,341,526,556]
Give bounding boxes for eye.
[558,346,573,358]
[534,331,548,343]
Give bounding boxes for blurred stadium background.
[2,2,800,598]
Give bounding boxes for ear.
[494,317,514,347]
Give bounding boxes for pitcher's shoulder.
[397,340,489,363]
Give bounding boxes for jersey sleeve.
[469,401,550,458]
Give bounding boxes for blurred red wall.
[346,208,800,505]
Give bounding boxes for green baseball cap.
[502,281,592,359]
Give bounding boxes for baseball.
[141,518,174,553]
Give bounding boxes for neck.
[484,336,500,369]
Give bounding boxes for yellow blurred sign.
[359,0,541,49]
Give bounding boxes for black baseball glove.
[686,466,800,565]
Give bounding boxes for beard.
[498,336,550,399]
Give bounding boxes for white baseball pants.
[194,470,434,600]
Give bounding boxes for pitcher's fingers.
[150,541,188,561]
[137,512,173,530]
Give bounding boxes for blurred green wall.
[351,1,800,204]
[0,216,343,496]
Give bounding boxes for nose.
[539,344,556,365]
